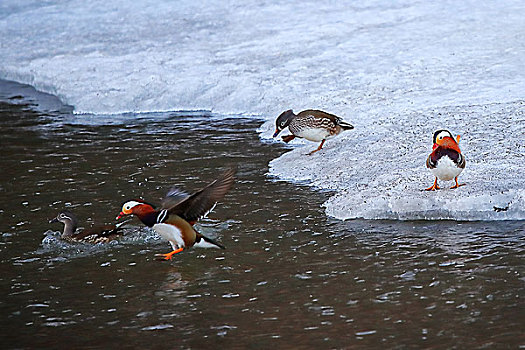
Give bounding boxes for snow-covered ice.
[269,102,525,220]
[1,0,524,220]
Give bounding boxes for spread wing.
[161,187,191,210]
[169,168,235,222]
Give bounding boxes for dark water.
[0,81,524,349]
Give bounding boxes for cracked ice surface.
[1,0,524,220]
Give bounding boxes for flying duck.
[116,168,235,260]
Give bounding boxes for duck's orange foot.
[450,177,466,189]
[425,179,440,191]
[155,247,184,261]
[308,140,325,156]
[450,183,466,189]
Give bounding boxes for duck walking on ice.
[273,109,354,155]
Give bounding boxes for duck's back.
[71,225,122,243]
[297,110,340,123]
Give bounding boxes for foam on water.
[38,228,150,260]
[37,221,230,261]
[1,0,524,220]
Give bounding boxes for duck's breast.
[431,156,463,181]
[153,215,196,249]
[297,127,331,141]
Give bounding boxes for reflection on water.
[0,81,524,348]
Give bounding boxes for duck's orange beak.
[273,129,280,138]
[116,211,126,220]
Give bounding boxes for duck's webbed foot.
[425,178,440,191]
[155,247,184,261]
[450,177,465,189]
[308,140,325,155]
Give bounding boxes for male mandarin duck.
[116,169,235,260]
[49,210,125,243]
[273,109,354,155]
[425,129,466,191]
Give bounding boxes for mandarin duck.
[425,129,466,191]
[116,169,235,260]
[273,109,354,155]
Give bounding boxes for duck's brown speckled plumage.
[49,211,123,243]
[288,110,347,136]
[273,109,353,154]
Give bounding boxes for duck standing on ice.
[425,129,466,191]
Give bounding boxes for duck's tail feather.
[338,120,354,130]
[195,233,225,249]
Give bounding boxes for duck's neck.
[134,204,158,227]
[62,222,77,238]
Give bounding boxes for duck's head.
[273,110,295,137]
[116,200,154,219]
[432,129,462,152]
[49,210,78,226]
[49,210,78,237]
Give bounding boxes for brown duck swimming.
[49,210,124,243]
